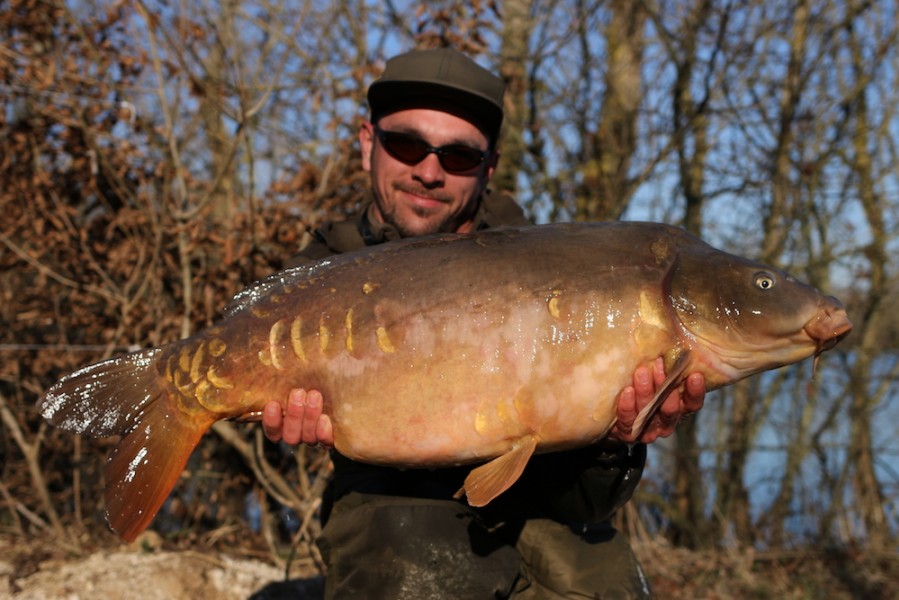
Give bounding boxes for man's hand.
[610,357,705,443]
[262,389,334,448]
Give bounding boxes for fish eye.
[755,272,776,290]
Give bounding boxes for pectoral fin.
[630,349,692,438]
[455,435,538,507]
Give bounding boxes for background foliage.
[2,0,897,580]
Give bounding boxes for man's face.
[360,108,498,237]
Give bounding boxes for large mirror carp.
[39,222,852,542]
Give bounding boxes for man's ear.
[484,149,500,180]
[359,121,375,172]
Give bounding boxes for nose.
[411,152,446,186]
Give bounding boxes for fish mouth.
[804,297,852,356]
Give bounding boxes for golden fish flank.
[195,379,213,406]
[251,305,273,318]
[345,309,355,353]
[638,291,667,329]
[189,341,205,382]
[290,316,306,361]
[257,348,273,367]
[319,321,330,354]
[178,345,191,373]
[268,319,287,370]
[206,365,233,389]
[547,290,562,319]
[475,396,518,436]
[376,326,397,353]
[208,338,227,357]
[162,339,224,412]
[173,364,193,396]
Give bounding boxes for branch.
[0,393,67,540]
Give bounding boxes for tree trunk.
[575,0,645,221]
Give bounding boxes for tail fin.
[39,348,215,542]
[104,396,213,542]
[40,349,165,437]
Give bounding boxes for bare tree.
[838,0,895,550]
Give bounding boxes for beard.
[378,184,472,237]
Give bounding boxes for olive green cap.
[367,48,505,141]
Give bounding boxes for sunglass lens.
[439,146,485,172]
[381,133,429,164]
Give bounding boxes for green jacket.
[288,190,647,525]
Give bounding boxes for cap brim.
[368,81,503,139]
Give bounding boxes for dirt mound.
[3,535,323,600]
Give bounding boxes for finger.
[654,388,683,437]
[613,386,637,440]
[683,373,706,412]
[658,386,683,419]
[262,400,284,442]
[316,412,335,449]
[301,390,324,445]
[652,356,667,386]
[618,385,637,423]
[642,385,682,441]
[632,365,654,411]
[638,427,662,444]
[624,363,668,443]
[281,389,306,446]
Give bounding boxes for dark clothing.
[290,191,651,599]
[285,189,533,264]
[316,492,649,599]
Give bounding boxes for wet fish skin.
[38,222,851,542]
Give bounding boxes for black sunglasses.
[373,126,489,174]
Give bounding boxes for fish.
[38,221,852,542]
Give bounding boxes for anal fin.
[455,435,538,507]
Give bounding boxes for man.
[263,48,705,599]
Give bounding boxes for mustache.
[393,183,453,203]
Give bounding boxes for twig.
[0,479,24,534]
[0,230,117,302]
[212,421,304,508]
[0,393,67,540]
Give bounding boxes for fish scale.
[39,221,852,542]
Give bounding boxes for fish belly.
[310,291,662,467]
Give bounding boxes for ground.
[4,532,898,599]
[1,532,323,600]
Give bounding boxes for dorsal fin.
[222,261,339,317]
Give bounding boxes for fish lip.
[804,304,852,355]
